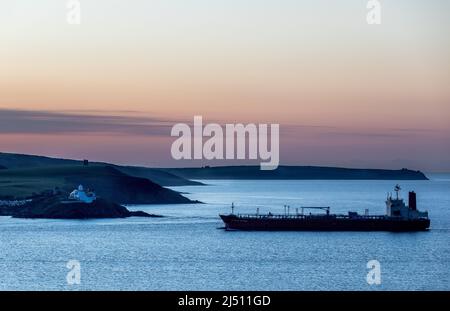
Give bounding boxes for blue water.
[0,176,449,290]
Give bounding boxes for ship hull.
[220,215,430,232]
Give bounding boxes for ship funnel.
[409,191,417,210]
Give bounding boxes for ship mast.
[394,184,401,200]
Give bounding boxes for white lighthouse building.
[68,185,97,204]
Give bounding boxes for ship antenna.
[231,202,235,215]
[394,184,401,200]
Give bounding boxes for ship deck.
[232,213,388,220]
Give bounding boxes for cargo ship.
[219,185,430,231]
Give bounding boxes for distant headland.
[0,153,428,187]
[163,165,428,181]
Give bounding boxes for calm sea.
[0,176,449,290]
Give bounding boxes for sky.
[1,0,449,171]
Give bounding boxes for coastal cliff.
[0,164,198,204]
[0,152,202,186]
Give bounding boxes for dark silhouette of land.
[0,164,196,204]
[0,152,428,199]
[1,196,162,219]
[164,165,428,180]
[0,152,202,186]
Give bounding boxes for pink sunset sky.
[1,1,449,171]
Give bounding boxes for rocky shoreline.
[0,195,162,219]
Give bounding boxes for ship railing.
[235,213,387,220]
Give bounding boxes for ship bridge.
[386,185,428,220]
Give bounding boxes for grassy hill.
[0,152,80,168]
[114,165,203,186]
[0,164,196,204]
[0,152,201,186]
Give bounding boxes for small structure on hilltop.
[68,185,96,204]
